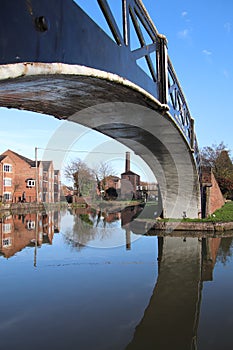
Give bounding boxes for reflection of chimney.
[126,228,131,250]
[125,152,130,172]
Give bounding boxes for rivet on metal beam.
[35,16,49,32]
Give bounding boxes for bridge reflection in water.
[127,237,205,350]
[0,206,229,349]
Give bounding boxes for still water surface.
[0,207,233,349]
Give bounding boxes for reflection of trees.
[216,237,233,265]
[64,209,120,249]
[64,213,96,249]
[64,204,148,249]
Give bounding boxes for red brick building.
[121,152,140,199]
[201,166,225,217]
[0,150,60,203]
[41,161,54,202]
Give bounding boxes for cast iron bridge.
[0,0,201,218]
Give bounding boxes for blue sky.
[151,0,233,151]
[0,0,232,179]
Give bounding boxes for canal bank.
[152,220,233,232]
[0,202,68,217]
[1,200,233,233]
[128,218,233,235]
[132,201,233,233]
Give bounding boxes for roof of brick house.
[0,155,7,162]
[3,149,36,167]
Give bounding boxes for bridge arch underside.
[0,65,201,218]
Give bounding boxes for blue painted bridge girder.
[0,0,201,218]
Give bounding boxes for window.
[27,179,35,187]
[4,178,12,187]
[3,192,11,201]
[3,164,12,172]
[27,220,35,230]
[3,223,11,233]
[2,238,12,247]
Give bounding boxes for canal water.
[0,206,233,349]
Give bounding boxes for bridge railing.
[167,57,201,174]
[167,57,193,145]
[95,0,200,169]
[96,0,159,84]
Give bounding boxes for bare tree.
[200,141,229,169]
[93,161,116,198]
[64,158,95,197]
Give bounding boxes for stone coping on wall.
[0,202,67,212]
[132,219,233,233]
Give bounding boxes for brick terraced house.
[0,150,60,203]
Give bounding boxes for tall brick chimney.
[125,152,130,172]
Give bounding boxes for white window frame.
[3,223,11,233]
[3,164,12,173]
[4,178,12,187]
[3,192,12,201]
[27,220,35,230]
[27,179,36,187]
[2,237,12,247]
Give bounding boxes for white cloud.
[202,49,212,56]
[224,22,231,33]
[223,69,229,78]
[178,29,189,38]
[181,11,188,17]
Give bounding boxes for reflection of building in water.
[121,206,145,251]
[54,210,61,233]
[0,211,60,258]
[121,205,142,227]
[67,207,137,250]
[126,236,222,350]
[201,237,221,281]
[125,229,131,250]
[103,211,121,223]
